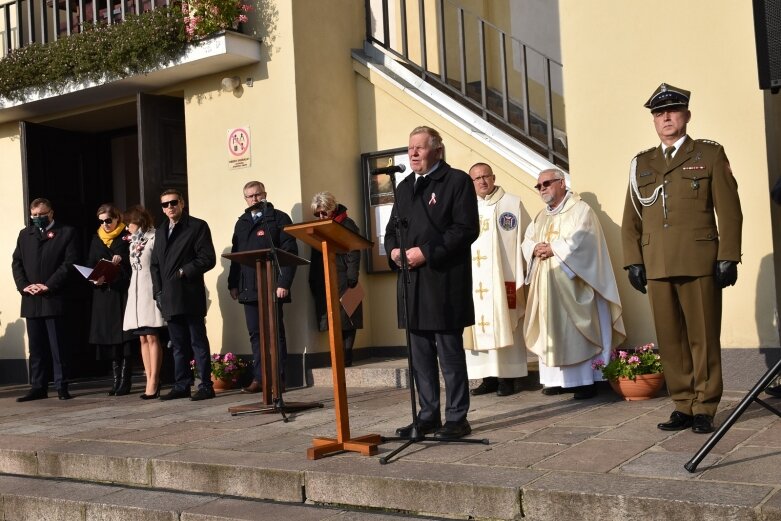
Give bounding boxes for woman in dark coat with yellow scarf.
[87,203,134,395]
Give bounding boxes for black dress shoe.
[765,385,781,398]
[657,411,694,431]
[433,420,472,440]
[190,388,216,401]
[57,389,72,400]
[496,378,517,397]
[541,386,563,396]
[470,377,498,396]
[16,388,48,402]
[691,414,715,434]
[395,419,441,438]
[159,388,191,401]
[572,384,596,400]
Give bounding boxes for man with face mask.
[12,198,79,401]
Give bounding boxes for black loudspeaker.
[753,0,781,91]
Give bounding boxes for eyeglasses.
[160,199,180,209]
[314,211,330,218]
[244,192,265,200]
[472,174,494,183]
[534,179,562,191]
[98,218,113,225]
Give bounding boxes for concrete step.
[0,474,432,520]
[308,355,539,389]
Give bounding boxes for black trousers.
[243,301,287,383]
[167,315,212,392]
[26,316,69,390]
[409,328,469,424]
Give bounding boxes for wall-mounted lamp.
[221,76,255,92]
[221,76,241,92]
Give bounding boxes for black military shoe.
[572,384,596,400]
[657,411,694,431]
[57,388,72,400]
[541,386,563,396]
[470,377,498,396]
[691,414,715,434]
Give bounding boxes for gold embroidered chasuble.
[522,192,626,367]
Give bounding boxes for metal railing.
[366,0,567,168]
[0,0,170,58]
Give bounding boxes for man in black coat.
[151,189,217,401]
[384,126,480,439]
[12,198,79,401]
[228,181,298,392]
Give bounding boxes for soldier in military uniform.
[621,83,742,434]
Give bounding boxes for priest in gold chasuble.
[465,164,529,397]
[522,169,626,399]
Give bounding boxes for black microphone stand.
[378,171,488,465]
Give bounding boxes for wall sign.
[227,126,251,169]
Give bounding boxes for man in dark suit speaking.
[385,126,480,439]
[151,189,217,401]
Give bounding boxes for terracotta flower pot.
[609,373,665,401]
[211,374,237,392]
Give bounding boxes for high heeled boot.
[107,360,121,396]
[115,357,133,396]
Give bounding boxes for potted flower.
[182,0,252,40]
[592,343,665,401]
[191,352,247,391]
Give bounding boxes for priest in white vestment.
[522,169,626,399]
[465,163,528,397]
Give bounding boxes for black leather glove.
[626,264,647,294]
[347,278,358,288]
[154,292,163,311]
[715,260,738,288]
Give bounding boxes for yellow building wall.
[0,123,27,361]
[559,0,776,348]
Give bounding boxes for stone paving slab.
[0,373,777,520]
[522,471,774,521]
[306,457,542,520]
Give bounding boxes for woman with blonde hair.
[308,191,363,366]
[123,205,166,399]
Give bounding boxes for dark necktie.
[664,146,676,165]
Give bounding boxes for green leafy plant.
[191,352,247,382]
[0,7,187,102]
[592,343,663,381]
[183,0,251,39]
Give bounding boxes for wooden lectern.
[222,248,322,416]
[285,220,382,459]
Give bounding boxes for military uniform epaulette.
[695,139,721,147]
[634,146,655,159]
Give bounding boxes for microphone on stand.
[245,199,267,214]
[372,164,407,175]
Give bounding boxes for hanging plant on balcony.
[0,7,187,102]
[182,0,252,40]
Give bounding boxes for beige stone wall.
[559,0,777,348]
[0,123,27,360]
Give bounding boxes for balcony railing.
[366,0,567,169]
[0,0,170,58]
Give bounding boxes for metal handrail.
[365,0,567,168]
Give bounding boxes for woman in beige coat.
[123,205,166,399]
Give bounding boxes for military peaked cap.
[644,83,690,112]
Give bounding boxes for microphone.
[245,199,267,214]
[372,164,406,175]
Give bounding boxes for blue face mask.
[31,215,50,229]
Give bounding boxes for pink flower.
[224,352,235,361]
[238,14,248,23]
[618,350,628,360]
[628,355,641,364]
